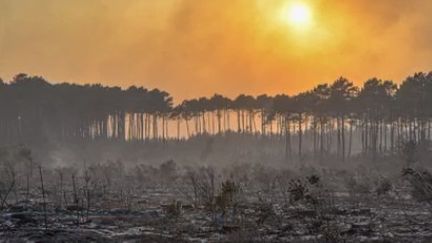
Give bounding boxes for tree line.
[1,72,432,161]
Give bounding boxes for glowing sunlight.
[280,1,313,30]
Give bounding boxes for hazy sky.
[0,0,431,101]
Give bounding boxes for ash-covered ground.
[1,143,432,243]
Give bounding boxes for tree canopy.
[1,72,432,160]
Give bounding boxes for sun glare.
[281,2,313,30]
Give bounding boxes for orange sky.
[0,0,431,102]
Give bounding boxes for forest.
[1,72,432,160]
[1,72,432,242]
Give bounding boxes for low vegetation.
[0,141,432,242]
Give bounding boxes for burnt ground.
[1,187,432,243]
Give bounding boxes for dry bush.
[159,160,178,186]
[184,166,217,208]
[164,200,182,219]
[402,168,432,205]
[0,160,16,209]
[0,147,18,210]
[223,162,252,188]
[252,163,279,192]
[286,174,346,243]
[344,176,372,196]
[215,180,240,215]
[375,177,393,196]
[401,140,432,206]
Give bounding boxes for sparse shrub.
[307,174,320,185]
[344,176,372,196]
[215,180,239,214]
[401,140,432,206]
[160,160,177,185]
[0,160,16,210]
[402,168,432,204]
[319,223,345,243]
[375,178,393,196]
[287,175,322,205]
[225,163,251,188]
[288,179,309,203]
[185,166,217,208]
[164,200,182,218]
[401,140,418,166]
[255,198,280,226]
[0,148,17,210]
[252,163,278,194]
[287,174,346,243]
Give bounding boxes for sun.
[280,2,313,29]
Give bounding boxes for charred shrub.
[164,200,182,219]
[215,180,239,213]
[287,174,346,243]
[160,160,178,185]
[375,178,393,196]
[185,166,216,208]
[288,174,321,205]
[403,168,432,204]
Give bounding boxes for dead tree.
[39,165,48,230]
